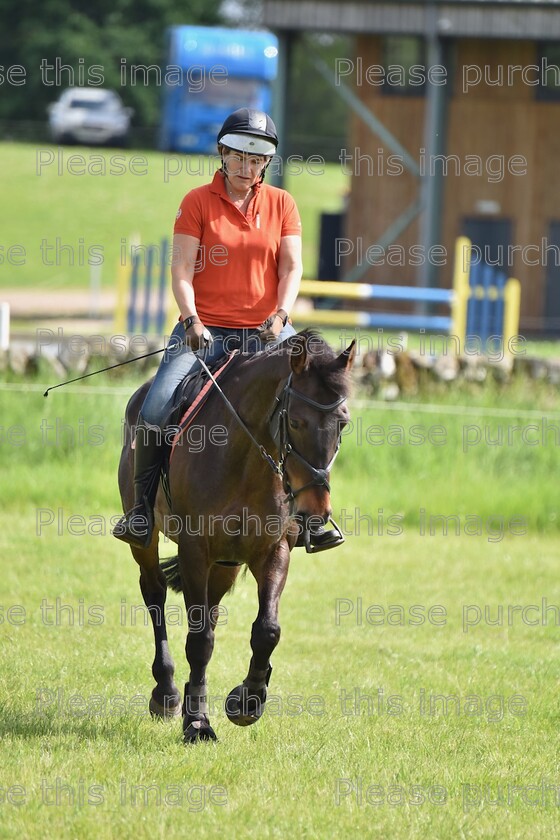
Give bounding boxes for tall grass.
[2,371,558,534]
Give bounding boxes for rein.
[196,355,347,500]
[196,354,282,475]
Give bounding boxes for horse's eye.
[289,418,300,431]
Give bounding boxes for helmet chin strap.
[259,158,272,183]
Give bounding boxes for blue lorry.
[159,26,279,154]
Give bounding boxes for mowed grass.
[0,140,348,290]
[1,379,560,838]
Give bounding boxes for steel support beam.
[310,53,420,177]
[270,29,294,188]
[418,4,447,293]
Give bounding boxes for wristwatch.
[183,315,201,330]
[275,309,289,327]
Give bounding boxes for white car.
[47,88,133,146]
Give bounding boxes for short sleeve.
[173,190,203,239]
[281,193,302,237]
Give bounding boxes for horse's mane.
[295,329,352,398]
[230,329,351,398]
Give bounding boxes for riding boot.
[306,524,345,552]
[294,520,345,553]
[113,416,163,549]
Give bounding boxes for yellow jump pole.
[299,279,372,300]
[114,258,129,335]
[450,236,471,352]
[114,233,141,334]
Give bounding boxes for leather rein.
[196,356,347,502]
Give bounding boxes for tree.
[0,0,223,126]
[287,33,351,162]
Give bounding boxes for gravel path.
[1,288,117,318]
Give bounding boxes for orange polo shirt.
[173,170,301,328]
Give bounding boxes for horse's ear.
[336,340,357,371]
[290,334,308,374]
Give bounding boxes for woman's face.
[222,148,268,191]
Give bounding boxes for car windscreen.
[69,100,114,110]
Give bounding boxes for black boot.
[113,415,163,549]
[294,518,345,553]
[306,525,345,552]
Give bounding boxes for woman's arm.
[171,233,209,349]
[276,234,303,317]
[171,233,201,320]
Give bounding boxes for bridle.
[196,356,347,503]
[270,373,347,502]
[194,356,348,553]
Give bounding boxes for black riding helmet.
[217,108,278,157]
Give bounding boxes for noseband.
[270,374,347,502]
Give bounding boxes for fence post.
[116,237,170,336]
[141,246,154,334]
[127,252,141,333]
[157,238,169,335]
[0,302,9,351]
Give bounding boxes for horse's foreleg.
[131,543,182,718]
[226,541,290,727]
[180,553,218,743]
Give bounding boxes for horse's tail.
[160,556,182,593]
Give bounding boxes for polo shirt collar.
[210,170,228,196]
[210,170,263,199]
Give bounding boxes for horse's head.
[271,331,356,545]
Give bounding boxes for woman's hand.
[184,317,210,351]
[258,310,288,342]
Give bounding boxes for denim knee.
[140,324,198,427]
[140,386,177,429]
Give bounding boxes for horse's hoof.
[149,692,182,719]
[225,684,266,727]
[183,719,218,744]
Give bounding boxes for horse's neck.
[228,350,291,437]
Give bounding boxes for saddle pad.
[169,351,238,462]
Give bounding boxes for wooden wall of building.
[346,34,560,329]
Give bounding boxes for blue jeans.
[141,321,297,428]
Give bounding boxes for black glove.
[258,310,288,342]
[183,316,211,351]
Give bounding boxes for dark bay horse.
[117,330,356,743]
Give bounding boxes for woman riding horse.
[113,107,342,552]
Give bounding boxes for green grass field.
[1,375,560,838]
[0,140,348,290]
[2,138,560,837]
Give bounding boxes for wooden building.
[263,0,560,333]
